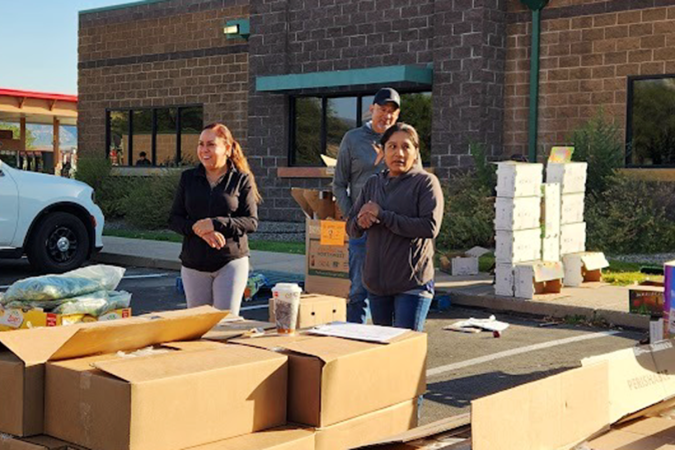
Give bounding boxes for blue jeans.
[347,235,369,324]
[368,291,433,332]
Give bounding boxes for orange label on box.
[320,220,346,246]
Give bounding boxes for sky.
[1,1,135,95]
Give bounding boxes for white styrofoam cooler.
[546,162,587,194]
[496,162,543,198]
[560,222,586,255]
[542,183,561,237]
[495,264,515,297]
[495,229,542,264]
[452,256,479,276]
[561,193,585,225]
[494,196,542,231]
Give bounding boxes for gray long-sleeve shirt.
[332,123,384,217]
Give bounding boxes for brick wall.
[78,0,249,158]
[504,0,675,158]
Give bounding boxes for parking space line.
[240,304,269,311]
[122,273,169,280]
[426,330,621,378]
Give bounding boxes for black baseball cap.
[372,88,401,109]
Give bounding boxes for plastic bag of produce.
[1,265,125,304]
[52,290,132,316]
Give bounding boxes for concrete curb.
[93,253,181,271]
[448,290,650,330]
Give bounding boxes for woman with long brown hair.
[169,122,262,315]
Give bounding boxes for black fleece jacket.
[169,164,258,272]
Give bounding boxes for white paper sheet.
[308,322,409,343]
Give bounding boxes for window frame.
[105,104,202,167]
[288,88,431,167]
[626,73,675,168]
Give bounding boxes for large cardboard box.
[188,427,315,450]
[494,196,541,231]
[494,264,515,297]
[0,307,131,331]
[560,221,586,256]
[495,229,542,264]
[202,318,276,342]
[45,344,288,450]
[495,162,543,198]
[562,252,609,287]
[514,261,564,299]
[292,188,350,299]
[561,192,585,224]
[232,332,426,428]
[0,306,225,437]
[314,399,417,450]
[546,161,587,194]
[0,436,86,450]
[269,293,346,329]
[629,281,664,316]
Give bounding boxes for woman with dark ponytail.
[169,123,261,315]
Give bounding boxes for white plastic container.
[494,197,542,231]
[561,193,585,225]
[546,162,587,194]
[495,264,515,297]
[496,162,544,198]
[495,229,542,264]
[562,252,609,287]
[560,222,586,256]
[542,234,561,262]
[272,283,302,334]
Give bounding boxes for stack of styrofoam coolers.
[546,162,587,257]
[494,162,543,296]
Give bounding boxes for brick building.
[78,0,675,221]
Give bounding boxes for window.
[290,91,432,167]
[106,105,203,167]
[627,75,675,166]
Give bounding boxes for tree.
[0,122,37,149]
[399,93,432,165]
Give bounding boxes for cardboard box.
[560,222,586,256]
[494,264,515,297]
[541,182,561,237]
[232,332,426,427]
[0,306,225,436]
[0,307,132,332]
[292,188,349,298]
[562,252,609,287]
[495,162,543,198]
[314,399,417,450]
[561,192,585,224]
[494,196,541,231]
[269,293,346,329]
[542,235,560,262]
[202,318,276,342]
[546,161,587,194]
[629,281,664,316]
[451,247,490,276]
[187,427,315,450]
[495,229,542,264]
[354,414,470,449]
[514,261,564,299]
[0,436,86,450]
[45,344,288,450]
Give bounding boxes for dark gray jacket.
[346,167,444,296]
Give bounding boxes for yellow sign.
[549,146,574,163]
[320,220,346,246]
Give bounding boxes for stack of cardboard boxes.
[0,306,426,450]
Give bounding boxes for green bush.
[123,170,182,230]
[569,109,624,195]
[74,157,140,219]
[586,174,675,254]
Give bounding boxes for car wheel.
[27,212,90,273]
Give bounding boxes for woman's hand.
[357,201,381,229]
[192,218,215,237]
[200,231,226,249]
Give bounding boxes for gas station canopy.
[0,88,77,126]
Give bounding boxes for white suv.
[0,160,104,273]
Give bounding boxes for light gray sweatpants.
[181,257,249,316]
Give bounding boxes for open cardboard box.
[291,188,349,298]
[471,339,675,450]
[0,307,131,331]
[514,261,564,299]
[562,252,609,287]
[0,306,225,436]
[231,331,426,428]
[45,342,288,450]
[629,280,664,316]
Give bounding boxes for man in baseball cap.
[332,87,401,323]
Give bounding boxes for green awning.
[256,65,432,92]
